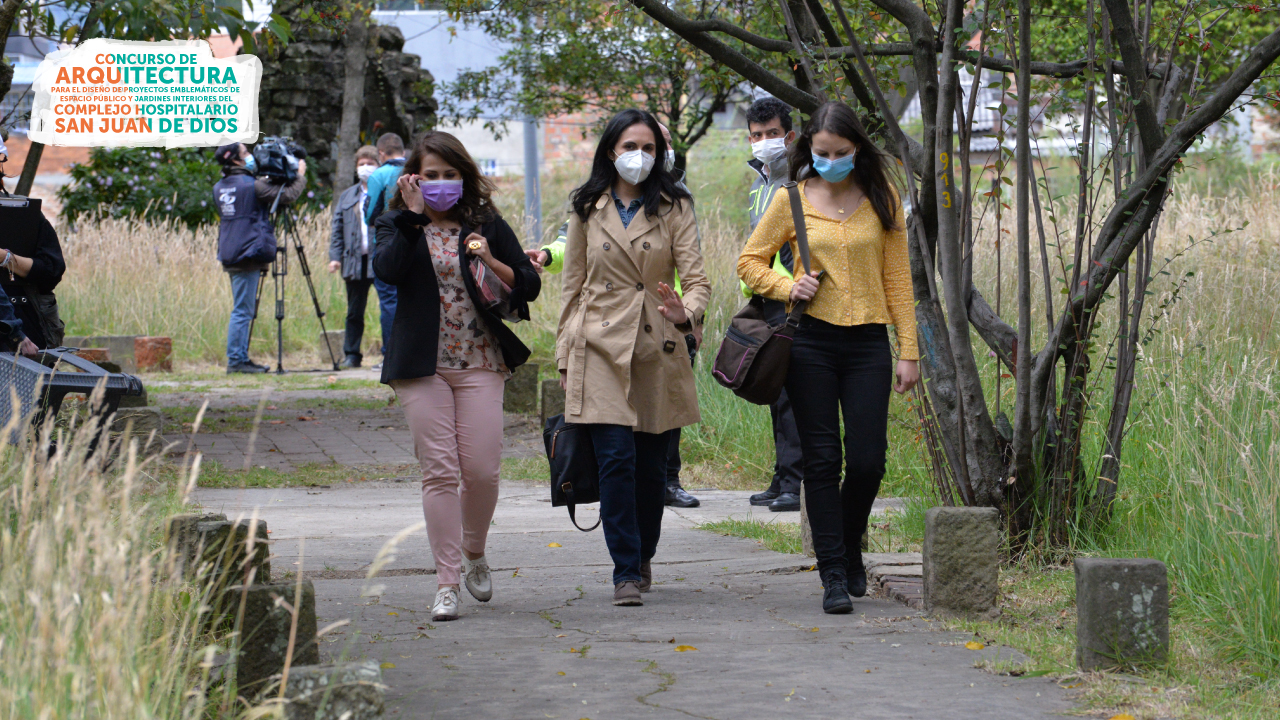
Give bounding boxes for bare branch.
[627,0,821,112]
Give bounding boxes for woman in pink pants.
[372,131,541,621]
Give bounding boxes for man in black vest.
[213,142,307,373]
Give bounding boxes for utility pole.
[522,116,541,245]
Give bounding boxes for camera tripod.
[247,190,340,373]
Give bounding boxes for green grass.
[699,518,804,555]
[502,455,550,483]
[190,460,417,488]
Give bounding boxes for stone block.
[64,335,138,372]
[135,337,173,372]
[110,408,164,442]
[118,386,148,408]
[166,512,228,576]
[539,378,565,426]
[319,330,344,365]
[504,363,539,414]
[1075,558,1169,671]
[197,519,272,586]
[263,661,385,719]
[229,580,320,695]
[73,347,110,363]
[923,506,1000,619]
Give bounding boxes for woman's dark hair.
[389,131,500,226]
[788,101,900,231]
[569,109,690,222]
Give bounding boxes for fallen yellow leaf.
[674,645,698,652]
[810,627,819,632]
[557,671,566,676]
[965,641,985,650]
[548,542,562,548]
[1108,715,1136,720]
[387,612,398,616]
[380,662,396,669]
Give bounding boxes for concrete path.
[194,483,1073,719]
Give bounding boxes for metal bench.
[0,347,145,448]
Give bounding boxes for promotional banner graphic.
[27,38,261,148]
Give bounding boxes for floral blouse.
[426,225,508,374]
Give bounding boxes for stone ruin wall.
[254,0,437,190]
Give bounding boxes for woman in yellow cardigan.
[737,101,919,614]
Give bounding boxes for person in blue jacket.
[362,133,407,365]
[213,142,306,373]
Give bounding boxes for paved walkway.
[152,388,543,470]
[194,483,1074,719]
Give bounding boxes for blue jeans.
[226,269,259,366]
[587,425,672,585]
[374,276,397,356]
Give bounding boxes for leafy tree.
[439,0,789,171]
[55,146,331,230]
[629,0,1280,549]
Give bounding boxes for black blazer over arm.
[372,209,542,384]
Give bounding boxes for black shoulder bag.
[542,414,602,531]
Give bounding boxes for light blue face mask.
[811,151,855,182]
[243,155,257,173]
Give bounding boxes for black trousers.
[766,388,804,495]
[343,255,374,360]
[785,318,892,582]
[588,424,672,585]
[665,427,683,489]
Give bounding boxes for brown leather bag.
[712,181,820,405]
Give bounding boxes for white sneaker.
[463,555,493,602]
[431,586,460,621]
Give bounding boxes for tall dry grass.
[57,212,364,364]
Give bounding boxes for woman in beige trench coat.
[556,109,710,607]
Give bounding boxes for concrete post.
[922,506,1001,618]
[229,580,320,696]
[1074,558,1169,670]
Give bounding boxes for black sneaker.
[228,361,269,374]
[768,492,800,512]
[750,488,781,506]
[664,485,700,508]
[823,578,853,614]
[848,554,868,598]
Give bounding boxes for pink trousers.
[392,368,505,585]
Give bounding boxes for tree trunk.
[333,8,369,196]
[1009,0,1035,523]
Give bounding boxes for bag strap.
[783,181,811,275]
[781,181,819,327]
[566,501,602,532]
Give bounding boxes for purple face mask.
[420,179,464,211]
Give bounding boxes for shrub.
[57,146,332,231]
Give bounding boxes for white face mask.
[752,137,788,164]
[356,164,377,182]
[664,148,675,172]
[614,149,655,185]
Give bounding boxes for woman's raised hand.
[396,173,425,214]
[789,270,821,302]
[463,232,492,261]
[656,282,688,325]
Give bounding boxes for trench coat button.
[602,321,610,327]
[643,241,651,250]
[644,324,653,332]
[606,282,614,291]
[603,242,611,250]
[635,282,644,291]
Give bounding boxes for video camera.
[252,136,308,184]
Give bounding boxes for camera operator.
[0,134,66,354]
[213,142,307,374]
